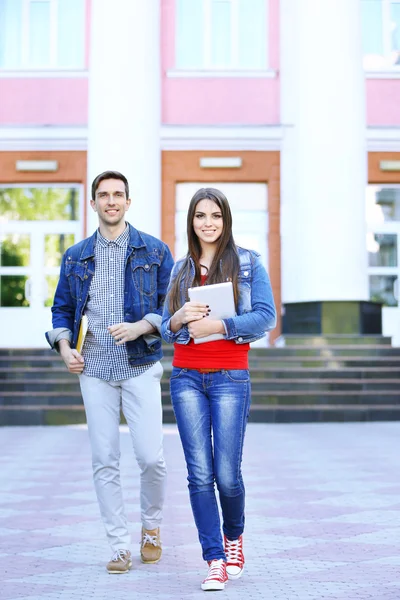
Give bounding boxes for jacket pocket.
[131,256,161,296]
[65,262,87,300]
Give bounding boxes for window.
[361,0,400,70]
[176,0,267,71]
[0,0,85,70]
[366,186,400,307]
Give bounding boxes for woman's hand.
[188,318,225,339]
[169,302,209,332]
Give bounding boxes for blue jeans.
[170,367,251,561]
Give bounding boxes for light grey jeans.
[79,362,166,551]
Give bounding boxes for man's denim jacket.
[45,223,174,366]
[161,247,276,345]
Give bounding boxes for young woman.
[161,188,276,591]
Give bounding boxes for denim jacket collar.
[78,223,147,261]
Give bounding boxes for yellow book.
[76,315,88,354]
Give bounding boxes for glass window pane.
[238,0,267,69]
[45,274,59,307]
[57,0,85,68]
[368,233,397,266]
[391,1,400,64]
[0,275,29,307]
[0,0,22,68]
[0,234,30,266]
[211,0,231,67]
[369,274,398,306]
[366,187,400,224]
[0,187,80,221]
[362,0,384,68]
[176,0,204,68]
[29,0,51,67]
[44,233,75,267]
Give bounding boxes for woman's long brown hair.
[168,188,240,313]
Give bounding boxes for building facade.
[0,0,400,347]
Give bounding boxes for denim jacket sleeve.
[222,254,276,340]
[46,250,77,347]
[141,242,174,345]
[161,262,191,345]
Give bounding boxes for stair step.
[2,390,400,406]
[277,335,393,346]
[1,404,400,426]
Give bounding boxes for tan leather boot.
[106,549,132,573]
[140,527,162,564]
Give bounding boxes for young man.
[46,171,174,573]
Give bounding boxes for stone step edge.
[2,355,400,362]
[0,404,398,412]
[3,377,400,385]
[2,367,400,374]
[2,389,400,397]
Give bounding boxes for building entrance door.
[0,185,83,347]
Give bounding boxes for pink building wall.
[161,0,280,125]
[366,80,400,126]
[0,79,88,125]
[0,0,91,126]
[0,0,399,129]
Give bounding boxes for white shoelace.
[111,549,129,562]
[205,559,225,581]
[142,533,158,547]
[225,538,242,562]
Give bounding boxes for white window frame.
[170,0,275,79]
[366,184,400,306]
[0,0,86,75]
[364,0,400,78]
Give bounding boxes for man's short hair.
[91,171,129,200]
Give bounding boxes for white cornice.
[365,69,400,79]
[160,125,283,151]
[0,125,399,153]
[0,127,88,151]
[0,125,283,152]
[166,69,277,79]
[367,128,400,152]
[0,70,88,78]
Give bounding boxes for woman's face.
[192,199,223,247]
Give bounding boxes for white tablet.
[188,281,236,344]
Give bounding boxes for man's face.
[91,178,131,226]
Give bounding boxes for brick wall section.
[368,152,400,183]
[161,150,281,341]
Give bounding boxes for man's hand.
[59,339,84,374]
[188,318,225,340]
[108,320,154,345]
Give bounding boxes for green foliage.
[0,187,78,221]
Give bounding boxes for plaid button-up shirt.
[82,226,152,381]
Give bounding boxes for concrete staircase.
[1,335,400,425]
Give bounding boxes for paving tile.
[1,422,400,599]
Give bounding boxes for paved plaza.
[1,421,400,600]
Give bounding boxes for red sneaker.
[201,559,228,591]
[224,534,245,580]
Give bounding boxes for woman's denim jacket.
[161,247,276,345]
[45,223,174,366]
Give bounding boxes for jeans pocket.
[223,369,250,383]
[169,367,187,380]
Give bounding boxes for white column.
[87,0,161,237]
[280,0,368,303]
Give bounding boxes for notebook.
[76,314,88,354]
[188,281,236,344]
